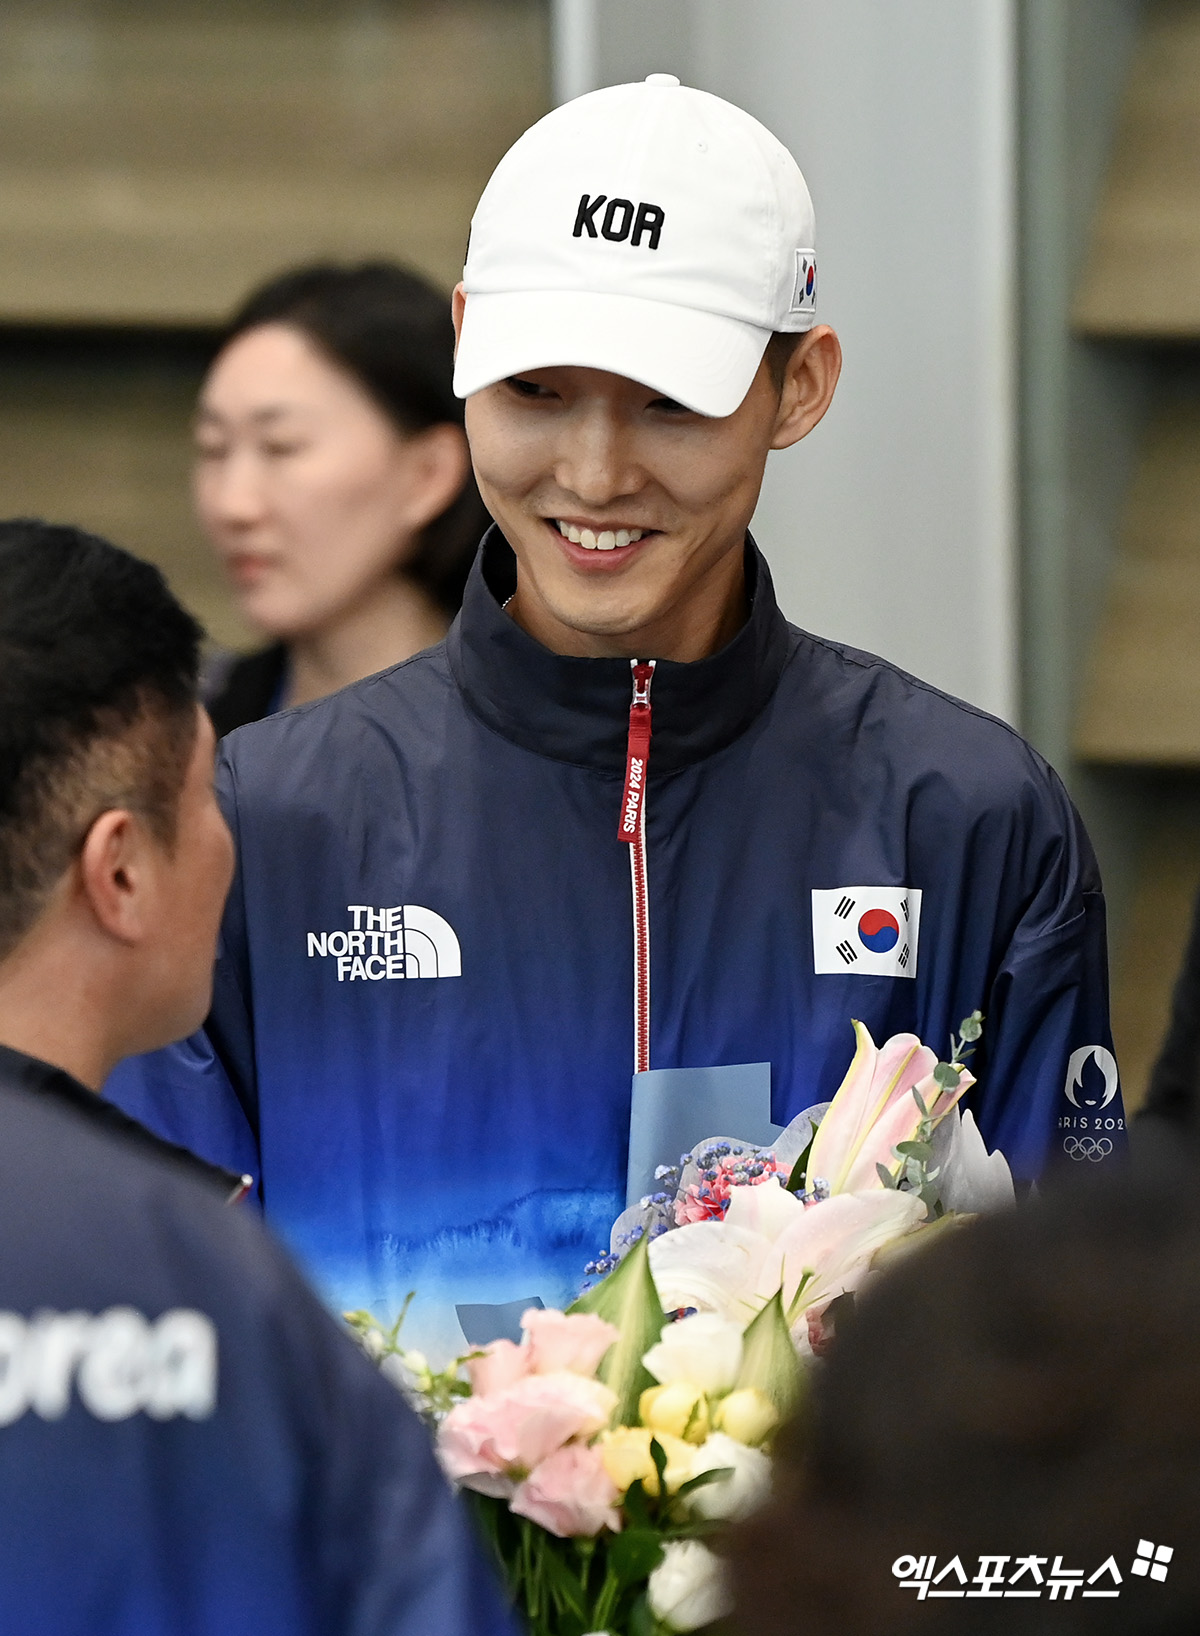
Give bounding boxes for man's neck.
[0,928,119,1093]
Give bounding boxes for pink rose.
[510,1443,622,1538]
[523,1309,618,1377]
[465,1337,530,1397]
[438,1372,617,1484]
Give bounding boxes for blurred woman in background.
[196,262,490,735]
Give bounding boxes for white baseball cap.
[453,74,817,418]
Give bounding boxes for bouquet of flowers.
[348,1015,1013,1636]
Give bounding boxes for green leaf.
[650,1435,669,1494]
[876,1162,898,1189]
[673,1465,735,1501]
[608,1528,666,1588]
[629,1594,661,1636]
[623,1477,653,1530]
[734,1288,805,1418]
[539,1539,589,1622]
[569,1231,664,1425]
[959,1011,984,1043]
[785,1126,816,1194]
[932,1063,961,1090]
[894,1140,932,1161]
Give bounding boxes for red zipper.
[619,660,655,1074]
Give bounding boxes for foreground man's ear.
[771,325,842,451]
[78,809,155,947]
[451,283,466,352]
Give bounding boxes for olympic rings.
[1062,1136,1113,1162]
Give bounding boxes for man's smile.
[543,517,662,572]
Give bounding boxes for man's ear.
[77,808,158,947]
[771,325,842,451]
[451,284,466,354]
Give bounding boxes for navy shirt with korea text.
[0,1043,513,1636]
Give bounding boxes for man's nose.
[553,412,643,507]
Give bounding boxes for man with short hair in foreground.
[0,520,512,1635]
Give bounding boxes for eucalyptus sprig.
[876,1010,984,1214]
[344,1295,472,1423]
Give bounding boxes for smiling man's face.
[455,294,840,662]
[464,361,784,661]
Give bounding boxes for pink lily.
[805,1021,974,1194]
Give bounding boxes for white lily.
[756,1188,927,1334]
[648,1221,772,1323]
[723,1174,805,1241]
[650,1184,924,1344]
[932,1106,1015,1214]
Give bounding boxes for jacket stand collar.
[447,526,791,776]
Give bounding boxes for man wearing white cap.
[108,77,1122,1359]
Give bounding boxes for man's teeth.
[556,522,645,551]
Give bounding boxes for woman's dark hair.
[223,261,490,614]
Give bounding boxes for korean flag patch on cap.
[812,887,922,978]
[791,250,817,314]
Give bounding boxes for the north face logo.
[306,904,462,981]
[573,193,665,249]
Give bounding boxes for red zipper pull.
[619,660,655,843]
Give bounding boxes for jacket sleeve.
[102,746,262,1188]
[970,772,1125,1181]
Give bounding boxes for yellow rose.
[598,1426,697,1495]
[598,1427,656,1494]
[713,1388,779,1447]
[639,1381,710,1445]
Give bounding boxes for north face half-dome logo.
[306,904,461,982]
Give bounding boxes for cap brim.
[453,289,771,418]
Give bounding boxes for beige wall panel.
[1077,400,1200,762]
[0,1,549,321]
[1074,0,1200,336]
[0,364,252,649]
[1110,802,1200,1112]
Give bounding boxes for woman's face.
[194,323,443,639]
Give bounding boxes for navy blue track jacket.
[0,1043,512,1636]
[107,531,1123,1362]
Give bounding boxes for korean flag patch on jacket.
[811,887,922,978]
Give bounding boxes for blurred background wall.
[0,0,548,649]
[2,0,1198,1110]
[557,0,1019,724]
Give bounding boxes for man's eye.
[648,395,689,415]
[194,442,228,460]
[262,441,306,458]
[505,376,554,399]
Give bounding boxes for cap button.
[645,73,680,88]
